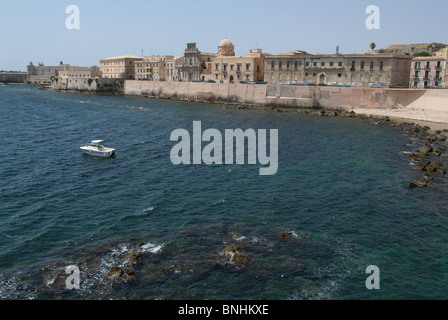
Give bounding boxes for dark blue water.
[1,84,448,300]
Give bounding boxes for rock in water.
[417,144,433,156]
[129,251,142,263]
[278,232,293,239]
[412,160,430,171]
[232,252,252,265]
[107,266,124,278]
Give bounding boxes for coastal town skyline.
[1,0,448,72]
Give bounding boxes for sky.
[1,0,448,71]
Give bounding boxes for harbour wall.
[124,80,447,111]
[0,72,27,83]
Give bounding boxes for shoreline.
[43,85,448,132]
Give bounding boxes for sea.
[1,84,448,300]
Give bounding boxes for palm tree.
[370,42,376,52]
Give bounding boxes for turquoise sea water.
[1,84,448,300]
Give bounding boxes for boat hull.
[80,147,115,157]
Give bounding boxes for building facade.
[212,38,265,83]
[135,55,174,81]
[99,55,143,80]
[264,51,413,88]
[410,47,448,88]
[344,54,413,88]
[27,62,101,84]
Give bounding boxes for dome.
[218,38,235,56]
[219,37,234,47]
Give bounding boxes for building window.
[306,62,310,67]
[246,64,250,71]
[370,61,374,69]
[278,73,282,80]
[215,64,219,70]
[338,73,342,78]
[230,64,234,71]
[321,62,325,67]
[271,72,274,80]
[286,73,290,81]
[330,62,334,67]
[313,73,316,76]
[360,74,364,82]
[361,61,365,69]
[287,61,290,69]
[338,62,343,67]
[294,73,298,81]
[271,61,275,69]
[279,61,283,69]
[294,61,298,69]
[437,61,441,69]
[380,61,384,70]
[313,62,317,67]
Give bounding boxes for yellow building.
[135,55,174,81]
[212,38,265,83]
[99,55,143,80]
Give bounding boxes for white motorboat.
[80,140,115,157]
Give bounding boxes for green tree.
[370,42,376,52]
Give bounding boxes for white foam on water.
[140,242,165,254]
[143,206,154,213]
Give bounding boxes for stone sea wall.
[0,72,27,83]
[124,80,448,111]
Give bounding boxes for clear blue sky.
[1,0,447,71]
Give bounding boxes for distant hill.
[376,43,447,56]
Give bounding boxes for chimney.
[336,46,340,55]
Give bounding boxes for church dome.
[219,37,234,47]
[218,37,235,56]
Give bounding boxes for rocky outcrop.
[220,244,252,266]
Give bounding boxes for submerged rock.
[107,266,124,278]
[232,252,252,265]
[129,251,142,264]
[412,160,431,171]
[278,232,293,239]
[409,175,436,188]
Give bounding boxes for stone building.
[264,50,413,88]
[135,55,174,81]
[212,38,265,83]
[410,46,448,88]
[99,55,143,80]
[264,50,306,85]
[179,43,217,82]
[303,54,346,85]
[27,62,69,84]
[344,54,413,88]
[181,43,201,82]
[27,62,101,85]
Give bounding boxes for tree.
[370,42,376,52]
